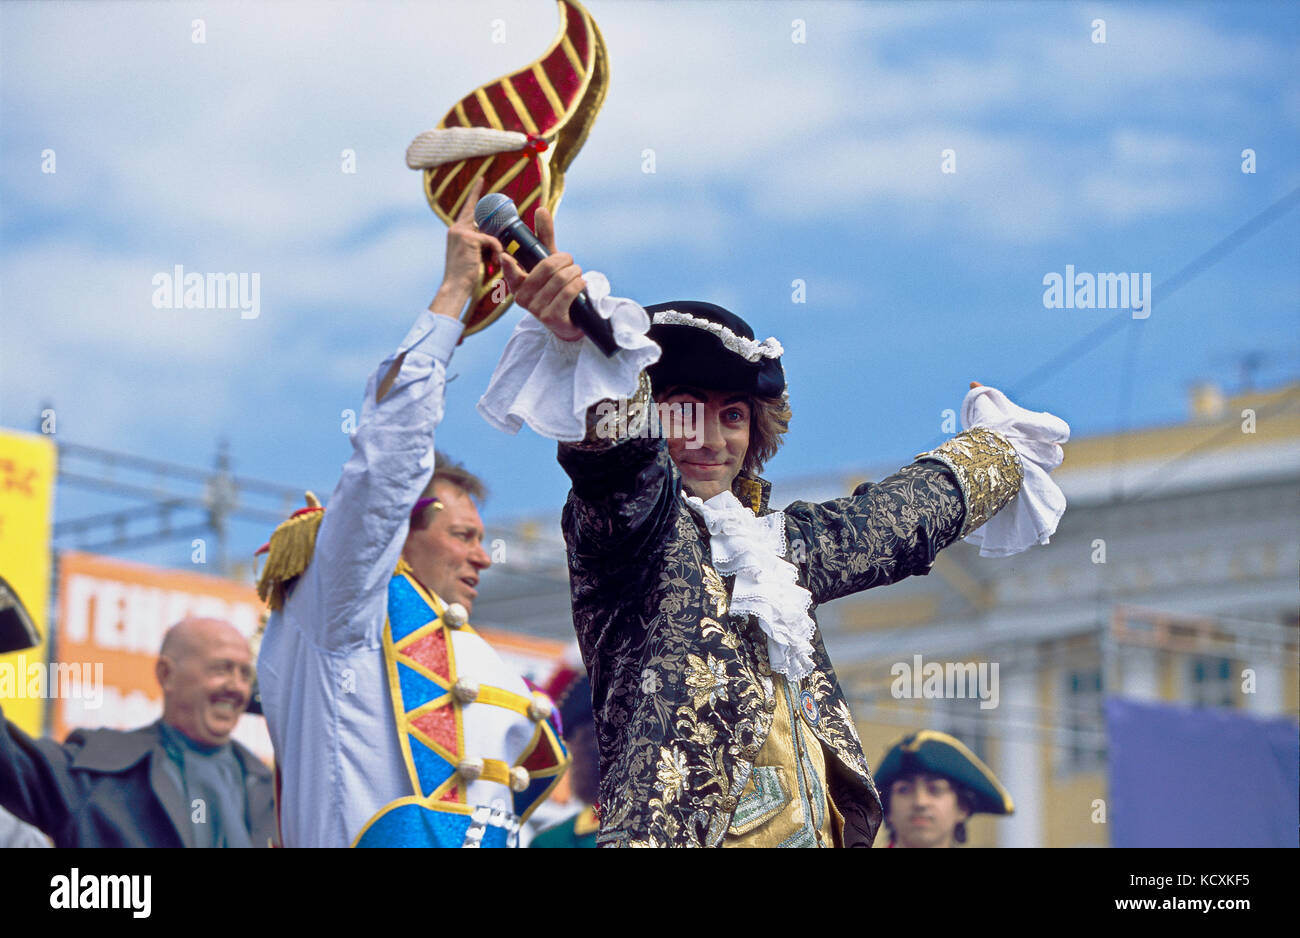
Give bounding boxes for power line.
[1010,181,1300,399]
[1117,386,1300,504]
[1110,314,1145,500]
[1009,311,1129,402]
[905,183,1300,502]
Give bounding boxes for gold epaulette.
[255,492,325,611]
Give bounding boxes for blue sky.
[2,0,1298,570]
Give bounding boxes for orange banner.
[52,551,271,762]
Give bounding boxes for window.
[1060,667,1105,775]
[1188,656,1236,709]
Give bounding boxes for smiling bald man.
[0,616,276,847]
[157,618,254,748]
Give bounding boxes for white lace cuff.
[683,490,816,682]
[960,385,1070,557]
[476,272,662,441]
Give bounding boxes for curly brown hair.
[743,390,792,477]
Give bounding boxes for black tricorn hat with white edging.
[645,301,785,397]
[0,575,40,654]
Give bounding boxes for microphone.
[475,193,618,355]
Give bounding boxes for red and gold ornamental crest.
[407,0,610,337]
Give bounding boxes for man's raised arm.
[285,180,501,649]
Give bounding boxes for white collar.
[683,490,815,681]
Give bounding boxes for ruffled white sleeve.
[961,385,1070,557]
[476,272,661,441]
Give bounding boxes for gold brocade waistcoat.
[723,675,842,848]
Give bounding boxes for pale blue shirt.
[257,311,464,848]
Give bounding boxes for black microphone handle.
[498,220,619,356]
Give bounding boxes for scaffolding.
[50,437,305,578]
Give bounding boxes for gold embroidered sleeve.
[565,371,654,451]
[915,427,1023,537]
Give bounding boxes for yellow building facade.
[809,382,1300,847]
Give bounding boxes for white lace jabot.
[683,489,816,682]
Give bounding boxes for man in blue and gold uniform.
[255,180,566,848]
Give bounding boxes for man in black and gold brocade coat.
[485,211,1065,848]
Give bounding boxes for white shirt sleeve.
[293,310,465,650]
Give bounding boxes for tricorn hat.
[645,301,785,397]
[0,575,40,654]
[406,0,610,338]
[875,730,1014,816]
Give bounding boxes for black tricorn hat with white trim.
[645,301,785,397]
[875,730,1014,816]
[0,575,40,654]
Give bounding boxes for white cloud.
[2,0,1292,498]
[1109,130,1216,169]
[557,190,732,255]
[755,128,1073,242]
[0,239,267,441]
[1075,129,1223,224]
[5,0,1281,259]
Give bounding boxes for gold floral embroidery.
[702,617,740,649]
[801,669,870,782]
[654,746,689,803]
[561,425,976,847]
[572,371,653,450]
[915,427,1023,537]
[835,700,863,747]
[702,563,729,617]
[685,653,729,710]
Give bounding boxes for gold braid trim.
[569,370,654,450]
[256,492,325,611]
[915,428,1023,537]
[731,475,765,515]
